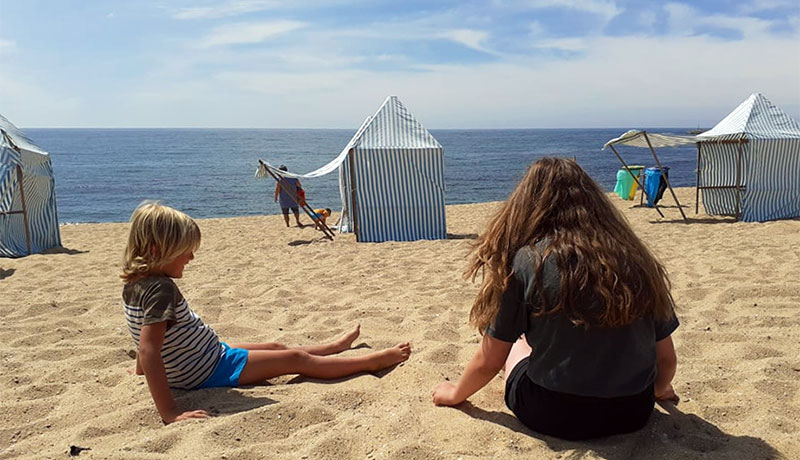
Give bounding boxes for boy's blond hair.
[121,202,201,283]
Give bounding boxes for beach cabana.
[0,114,61,257]
[257,96,447,242]
[604,93,800,222]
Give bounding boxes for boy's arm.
[432,334,512,406]
[654,336,678,401]
[139,322,209,424]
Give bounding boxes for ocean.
[26,128,699,224]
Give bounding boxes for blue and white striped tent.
[257,96,446,242]
[338,96,446,242]
[1,114,61,257]
[695,93,800,222]
[604,93,800,222]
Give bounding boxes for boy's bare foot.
[368,342,412,371]
[332,325,361,353]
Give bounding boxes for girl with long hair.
[432,157,678,440]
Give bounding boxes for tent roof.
[697,93,800,140]
[0,113,49,157]
[352,96,442,150]
[603,129,697,149]
[257,96,440,179]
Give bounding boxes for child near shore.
[432,158,678,440]
[311,208,331,230]
[122,202,411,424]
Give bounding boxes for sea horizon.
[27,127,700,224]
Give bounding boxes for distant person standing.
[274,165,304,228]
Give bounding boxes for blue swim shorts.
[197,342,249,389]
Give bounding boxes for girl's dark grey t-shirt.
[487,245,679,398]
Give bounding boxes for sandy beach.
[1,187,798,460]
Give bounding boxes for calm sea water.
[26,128,699,224]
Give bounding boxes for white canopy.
[603,129,697,149]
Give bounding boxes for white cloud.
[174,1,280,20]
[665,2,778,38]
[435,29,492,53]
[0,39,16,54]
[532,37,588,51]
[528,21,547,38]
[737,0,799,14]
[637,10,657,30]
[196,30,799,128]
[198,20,306,47]
[519,0,622,22]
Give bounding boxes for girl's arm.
[432,334,513,406]
[135,353,143,375]
[139,322,209,424]
[654,336,678,401]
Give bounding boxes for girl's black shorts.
[505,358,655,440]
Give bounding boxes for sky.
[0,0,798,129]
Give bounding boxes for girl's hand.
[655,383,679,402]
[162,409,210,424]
[432,382,462,406]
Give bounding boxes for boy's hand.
[162,408,210,424]
[432,382,462,406]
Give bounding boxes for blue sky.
[1,0,798,128]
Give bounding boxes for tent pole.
[347,149,360,242]
[736,140,743,221]
[258,160,334,240]
[642,132,688,223]
[608,145,664,218]
[16,165,32,254]
[695,143,701,215]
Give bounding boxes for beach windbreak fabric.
[0,113,61,258]
[257,96,446,241]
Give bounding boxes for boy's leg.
[237,342,411,385]
[503,335,532,386]
[230,325,360,356]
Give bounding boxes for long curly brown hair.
[466,157,674,332]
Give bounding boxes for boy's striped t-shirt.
[123,276,223,390]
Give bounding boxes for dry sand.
[1,187,798,460]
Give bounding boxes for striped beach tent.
[338,96,446,242]
[603,93,800,222]
[257,95,446,242]
[0,114,61,257]
[696,93,800,222]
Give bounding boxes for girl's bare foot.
[368,342,412,371]
[332,325,361,353]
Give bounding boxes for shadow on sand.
[457,400,780,460]
[40,246,90,255]
[178,388,278,417]
[447,233,479,240]
[0,268,15,280]
[648,216,739,225]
